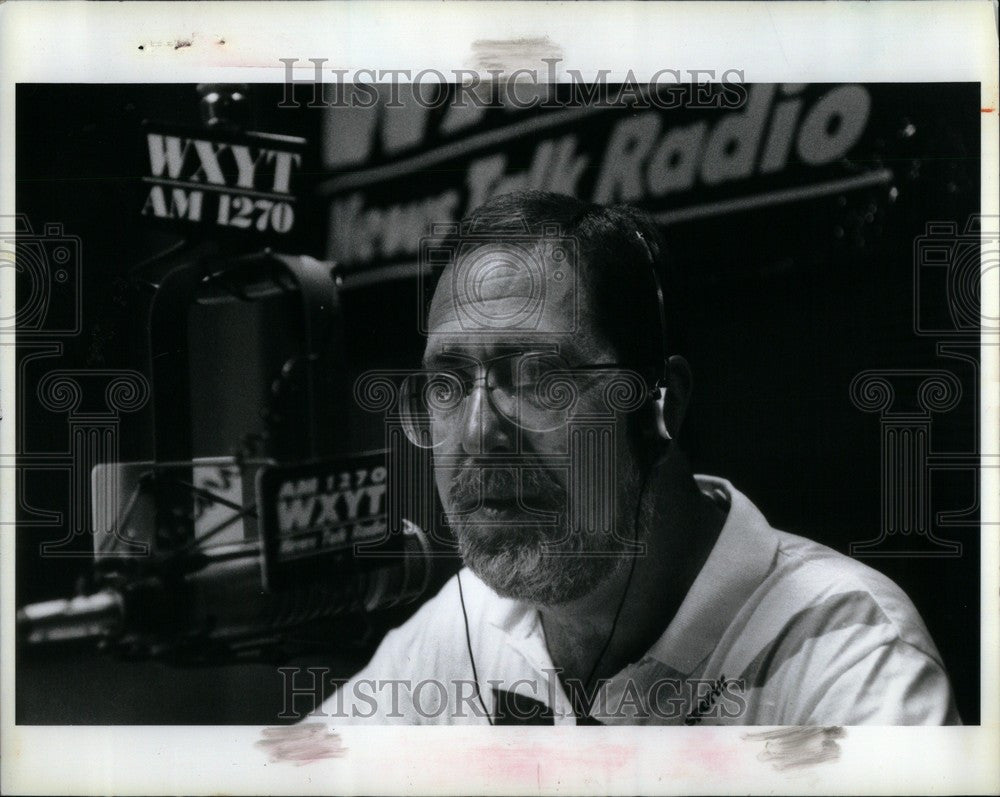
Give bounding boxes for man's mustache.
[447,462,564,510]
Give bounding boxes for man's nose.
[461,382,512,455]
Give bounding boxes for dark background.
[14,83,982,724]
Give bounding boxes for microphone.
[17,591,124,646]
[16,453,435,664]
[17,248,442,664]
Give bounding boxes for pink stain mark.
[677,735,739,777]
[255,723,347,766]
[458,742,635,785]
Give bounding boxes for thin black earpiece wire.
[578,451,666,718]
[458,570,494,724]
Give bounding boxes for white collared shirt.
[315,476,960,725]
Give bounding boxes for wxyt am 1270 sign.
[140,123,307,240]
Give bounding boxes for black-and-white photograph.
[2,2,998,795]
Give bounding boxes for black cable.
[457,570,494,725]
[578,456,659,717]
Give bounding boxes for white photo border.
[1,1,997,794]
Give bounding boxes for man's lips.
[451,494,549,514]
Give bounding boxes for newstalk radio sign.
[317,82,924,278]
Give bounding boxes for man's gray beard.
[453,516,632,605]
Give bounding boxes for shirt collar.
[645,474,779,674]
[486,592,540,638]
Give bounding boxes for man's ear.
[653,355,693,442]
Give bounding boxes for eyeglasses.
[399,350,655,448]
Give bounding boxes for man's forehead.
[425,242,589,335]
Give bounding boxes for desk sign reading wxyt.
[256,451,401,591]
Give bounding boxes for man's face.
[423,243,646,606]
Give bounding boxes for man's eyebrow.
[423,336,583,363]
[421,348,467,368]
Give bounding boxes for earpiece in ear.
[654,385,672,441]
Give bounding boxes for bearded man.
[315,190,959,726]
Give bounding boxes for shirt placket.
[498,610,578,725]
